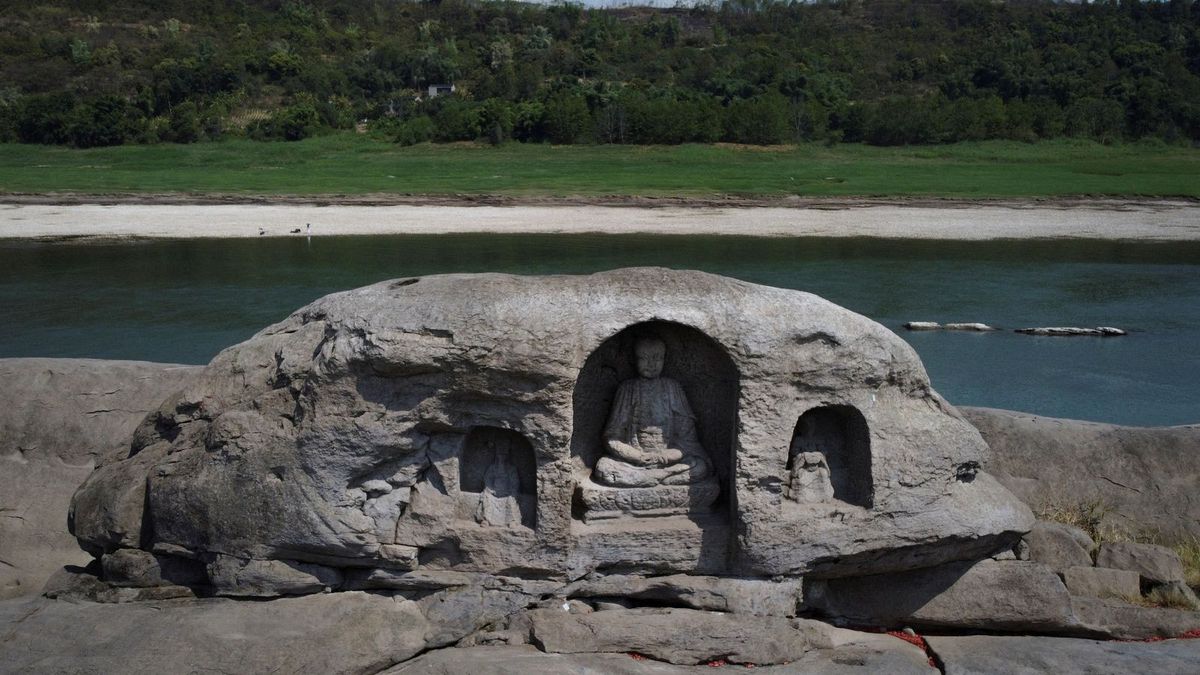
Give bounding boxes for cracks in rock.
[1098,475,1143,494]
[794,331,842,348]
[365,595,543,674]
[903,631,946,674]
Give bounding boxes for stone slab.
[0,592,429,674]
[1063,565,1140,600]
[928,634,1200,675]
[804,559,1076,633]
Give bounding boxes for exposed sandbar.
[1,196,1198,241]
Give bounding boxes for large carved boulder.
[70,268,1031,594]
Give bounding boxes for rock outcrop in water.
[69,268,1030,593]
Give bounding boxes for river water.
[2,234,1197,427]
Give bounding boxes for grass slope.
[1,136,1198,199]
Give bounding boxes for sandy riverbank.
[2,196,1199,241]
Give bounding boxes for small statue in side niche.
[786,415,835,503]
[476,437,523,527]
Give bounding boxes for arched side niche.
[459,426,537,529]
[570,320,739,521]
[785,405,872,509]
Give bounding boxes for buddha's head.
[634,337,666,379]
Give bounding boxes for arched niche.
[786,405,872,509]
[570,320,739,520]
[459,426,537,529]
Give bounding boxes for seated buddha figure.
[592,337,713,488]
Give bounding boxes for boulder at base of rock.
[927,634,1200,675]
[100,549,207,588]
[1023,521,1095,573]
[1096,541,1187,586]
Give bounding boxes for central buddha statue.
[592,337,713,488]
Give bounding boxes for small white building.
[427,83,455,98]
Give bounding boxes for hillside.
[1,0,1198,147]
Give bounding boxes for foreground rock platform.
[2,590,1197,674]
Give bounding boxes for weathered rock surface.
[565,573,802,616]
[1014,326,1126,336]
[944,322,999,331]
[1063,566,1141,600]
[100,548,206,588]
[387,641,935,674]
[1023,520,1095,573]
[965,407,1200,540]
[0,358,201,599]
[1096,541,1187,586]
[804,559,1077,632]
[206,555,344,597]
[0,592,430,674]
[927,634,1200,675]
[525,606,922,666]
[1069,596,1200,640]
[903,322,998,332]
[68,269,1030,594]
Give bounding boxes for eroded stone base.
[576,476,720,521]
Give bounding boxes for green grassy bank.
[1,135,1198,199]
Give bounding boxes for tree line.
[1,0,1198,147]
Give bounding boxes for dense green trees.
[1,0,1199,147]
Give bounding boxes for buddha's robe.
[593,376,712,487]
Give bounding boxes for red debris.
[887,630,938,668]
[1118,627,1200,643]
[706,658,729,667]
[628,652,647,661]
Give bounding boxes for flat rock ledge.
[3,574,1198,675]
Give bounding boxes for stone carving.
[68,268,1031,589]
[786,451,835,503]
[593,337,713,488]
[785,405,873,509]
[577,334,722,521]
[459,428,535,529]
[475,438,522,528]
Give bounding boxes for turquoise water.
[1,234,1198,427]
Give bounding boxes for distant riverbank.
[2,197,1199,241]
